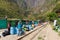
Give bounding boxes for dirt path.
[38,23,60,40]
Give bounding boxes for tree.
[47,12,58,21]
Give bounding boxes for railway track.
[18,22,47,40]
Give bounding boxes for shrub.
[47,12,58,21]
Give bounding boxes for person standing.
[17,21,23,36]
[54,20,57,26]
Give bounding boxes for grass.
[49,22,58,32]
[49,22,54,29]
[58,32,60,36]
[50,21,60,36]
[38,37,44,40]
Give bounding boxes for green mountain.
[0,0,57,20]
[0,0,19,18]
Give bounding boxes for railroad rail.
[18,22,48,40]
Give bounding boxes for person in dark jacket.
[7,21,11,33]
[2,21,11,37]
[15,21,18,27]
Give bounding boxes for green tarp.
[0,19,7,29]
[11,20,16,27]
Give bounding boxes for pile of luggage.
[1,20,42,37]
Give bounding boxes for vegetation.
[47,12,58,21]
[58,32,60,36]
[53,0,60,25]
[0,0,20,18]
[51,0,60,34]
[0,0,58,21]
[38,37,44,40]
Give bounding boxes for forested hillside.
[0,0,19,18]
[0,0,57,20]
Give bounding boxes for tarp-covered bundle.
[0,19,7,29]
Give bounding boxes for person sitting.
[2,21,11,37]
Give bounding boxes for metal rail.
[31,24,47,40]
[18,23,47,40]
